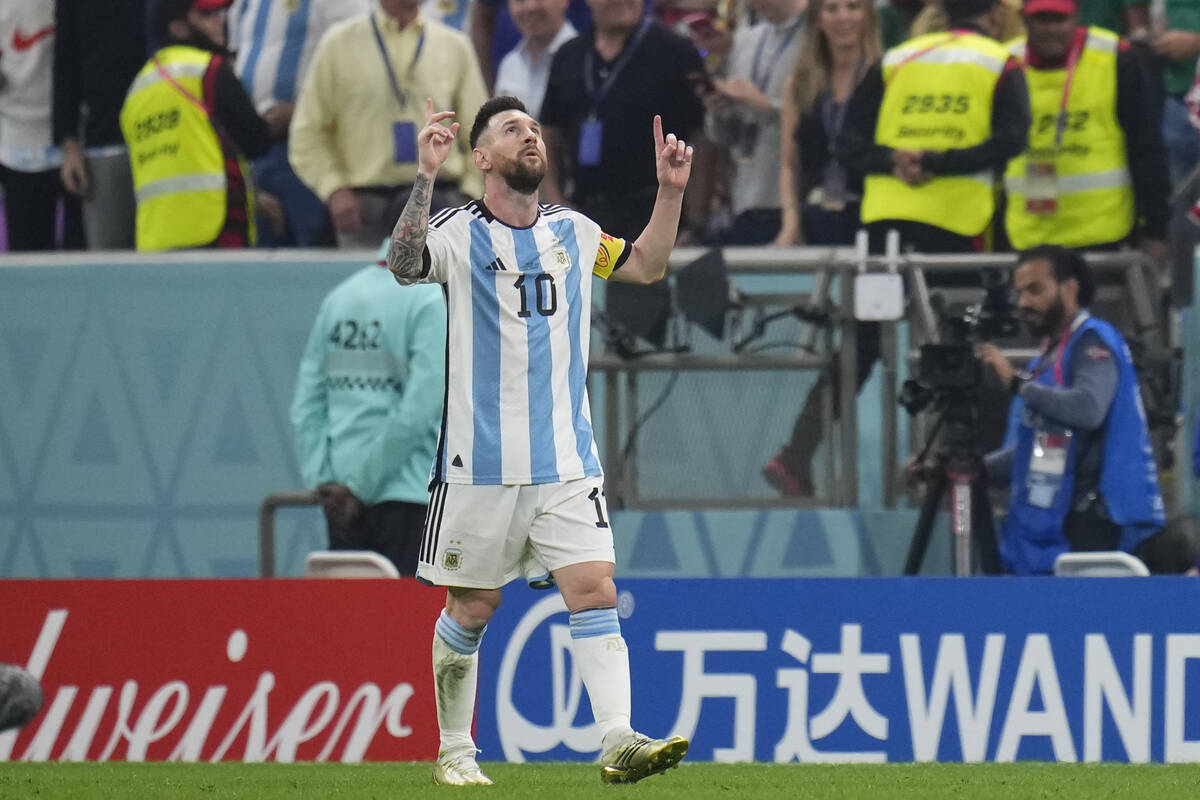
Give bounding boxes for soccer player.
[387,96,693,786]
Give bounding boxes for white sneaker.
[432,749,493,786]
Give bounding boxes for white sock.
[432,616,483,756]
[569,608,633,751]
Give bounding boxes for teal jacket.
[291,264,447,505]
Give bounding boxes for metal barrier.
[594,245,1172,511]
[258,490,318,577]
[593,245,862,509]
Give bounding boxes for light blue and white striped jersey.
[230,0,370,112]
[418,200,630,485]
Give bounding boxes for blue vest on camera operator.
[1001,313,1163,575]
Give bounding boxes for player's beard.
[1023,293,1065,338]
[503,157,545,195]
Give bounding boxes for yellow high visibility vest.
[120,46,254,251]
[1003,28,1133,250]
[862,31,1009,236]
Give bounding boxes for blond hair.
[788,0,884,114]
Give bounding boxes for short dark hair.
[944,0,1000,24]
[1015,244,1095,306]
[150,0,200,42]
[470,96,528,149]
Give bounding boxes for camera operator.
[977,245,1164,575]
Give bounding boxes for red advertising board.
[0,580,447,762]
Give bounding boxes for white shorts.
[415,477,616,589]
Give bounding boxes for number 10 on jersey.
[514,273,558,318]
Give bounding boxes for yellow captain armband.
[592,232,630,280]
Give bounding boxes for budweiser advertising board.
[0,580,447,762]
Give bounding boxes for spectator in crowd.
[0,663,41,733]
[289,0,487,249]
[1001,0,1169,261]
[841,0,1029,255]
[0,0,84,252]
[977,245,1164,574]
[701,0,806,245]
[775,0,880,247]
[541,0,706,238]
[121,0,272,251]
[291,239,446,575]
[471,0,592,90]
[54,0,147,251]
[229,0,369,247]
[761,0,881,496]
[540,0,707,327]
[1152,0,1200,183]
[494,0,579,119]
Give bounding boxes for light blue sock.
[434,609,486,655]
[569,607,622,639]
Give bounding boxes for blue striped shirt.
[230,0,369,111]
[415,200,628,485]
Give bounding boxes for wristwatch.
[1009,373,1025,396]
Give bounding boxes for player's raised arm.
[387,98,460,284]
[611,115,694,285]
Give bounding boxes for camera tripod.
[904,401,1003,576]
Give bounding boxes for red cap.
[193,0,233,10]
[1023,0,1077,15]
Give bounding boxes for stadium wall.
[3,578,1199,763]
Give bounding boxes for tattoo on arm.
[387,173,433,283]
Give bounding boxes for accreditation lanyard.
[583,17,652,117]
[749,18,804,91]
[153,56,209,114]
[370,13,425,111]
[820,58,867,140]
[1030,310,1089,387]
[1048,29,1086,151]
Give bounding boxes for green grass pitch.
[3,763,1200,799]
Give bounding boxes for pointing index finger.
[653,115,664,152]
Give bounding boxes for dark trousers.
[722,208,782,245]
[0,165,84,251]
[323,499,427,576]
[776,203,869,479]
[802,201,861,247]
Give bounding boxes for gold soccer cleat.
[432,749,493,786]
[599,733,689,784]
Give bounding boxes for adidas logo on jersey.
[483,257,508,272]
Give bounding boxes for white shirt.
[494,22,577,119]
[412,199,627,485]
[0,0,60,171]
[230,0,370,113]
